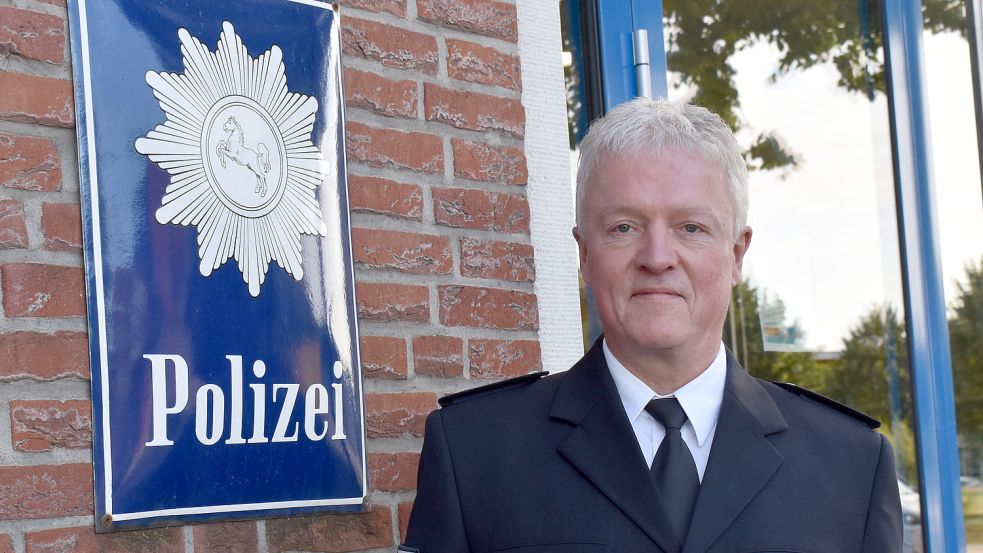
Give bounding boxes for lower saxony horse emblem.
[135,21,329,297]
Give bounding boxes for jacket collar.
[550,341,789,553]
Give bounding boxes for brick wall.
[0,0,551,551]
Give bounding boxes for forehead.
[585,149,730,215]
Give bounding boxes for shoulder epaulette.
[773,381,881,429]
[438,371,549,407]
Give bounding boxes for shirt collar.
[604,339,727,447]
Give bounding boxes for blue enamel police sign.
[66,0,365,530]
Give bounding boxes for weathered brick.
[461,238,535,282]
[346,122,443,174]
[42,202,82,253]
[368,451,419,492]
[432,187,529,234]
[25,526,183,553]
[353,228,452,275]
[356,282,429,323]
[398,502,413,542]
[266,505,393,552]
[342,18,437,74]
[470,338,542,379]
[348,175,423,220]
[425,83,524,137]
[438,285,538,330]
[412,335,464,377]
[360,335,407,380]
[340,0,407,17]
[1,263,85,317]
[344,67,417,118]
[193,521,258,553]
[0,7,65,64]
[0,199,29,249]
[447,38,520,90]
[452,138,527,185]
[0,72,73,127]
[0,534,12,553]
[365,392,436,438]
[0,331,89,380]
[10,399,91,452]
[0,132,61,191]
[0,464,91,520]
[418,0,517,42]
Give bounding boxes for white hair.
[575,98,749,238]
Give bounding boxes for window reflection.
[922,9,983,548]
[663,0,922,549]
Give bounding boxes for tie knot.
[645,397,688,430]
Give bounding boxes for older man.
[402,99,902,552]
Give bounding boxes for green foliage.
[948,258,983,447]
[662,0,963,172]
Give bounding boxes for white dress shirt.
[604,339,727,482]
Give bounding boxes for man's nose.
[636,225,678,273]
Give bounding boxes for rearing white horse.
[215,116,271,197]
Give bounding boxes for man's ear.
[573,226,591,284]
[731,226,752,285]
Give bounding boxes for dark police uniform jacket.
[403,339,903,553]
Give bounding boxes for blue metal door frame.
[881,0,966,550]
[585,0,967,549]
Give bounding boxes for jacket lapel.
[551,341,681,553]
[682,353,788,553]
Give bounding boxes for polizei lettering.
[143,354,347,447]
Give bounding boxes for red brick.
[432,187,529,234]
[341,0,407,17]
[26,526,183,553]
[356,281,429,322]
[438,285,538,330]
[346,121,443,174]
[360,335,407,380]
[348,175,423,219]
[0,132,61,191]
[42,202,82,253]
[398,502,413,542]
[344,67,417,118]
[0,331,89,380]
[0,199,28,249]
[1,263,85,317]
[368,451,420,492]
[0,7,65,64]
[0,535,11,553]
[193,521,258,553]
[0,72,73,127]
[461,238,535,282]
[470,338,542,379]
[365,392,436,438]
[0,464,91,520]
[342,18,437,74]
[266,505,393,552]
[10,399,91,452]
[412,335,463,377]
[425,83,524,137]
[452,138,527,185]
[418,0,517,42]
[353,228,452,275]
[447,39,520,90]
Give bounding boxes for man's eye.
[615,224,631,233]
[683,224,701,233]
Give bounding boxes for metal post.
[882,0,967,550]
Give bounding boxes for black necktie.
[646,397,700,542]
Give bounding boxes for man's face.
[575,149,751,365]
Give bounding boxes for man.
[402,99,902,552]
